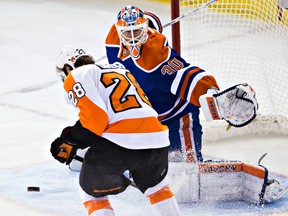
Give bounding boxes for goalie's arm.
[199,93,222,121]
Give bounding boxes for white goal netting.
[179,0,288,140]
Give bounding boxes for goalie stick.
[73,155,84,163]
[274,186,288,200]
[163,0,217,28]
[258,152,268,165]
[16,0,217,94]
[257,152,288,203]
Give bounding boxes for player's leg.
[130,147,180,216]
[145,176,180,216]
[80,187,115,216]
[79,142,131,197]
[167,112,203,163]
[79,141,131,215]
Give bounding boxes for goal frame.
[171,0,181,54]
[170,0,288,138]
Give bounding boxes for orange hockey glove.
[50,137,78,165]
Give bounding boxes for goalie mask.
[56,46,88,82]
[116,5,148,59]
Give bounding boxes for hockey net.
[175,0,288,140]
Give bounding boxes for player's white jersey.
[63,64,169,150]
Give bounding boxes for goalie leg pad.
[168,160,286,204]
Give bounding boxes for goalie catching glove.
[199,83,258,127]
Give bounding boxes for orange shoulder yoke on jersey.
[106,25,170,70]
[191,75,219,107]
[105,24,120,45]
[135,29,170,71]
[105,24,130,60]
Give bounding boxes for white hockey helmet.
[56,45,88,82]
[115,6,148,59]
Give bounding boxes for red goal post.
[171,0,288,139]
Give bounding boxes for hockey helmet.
[56,45,88,82]
[116,6,148,58]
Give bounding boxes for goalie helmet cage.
[171,0,288,140]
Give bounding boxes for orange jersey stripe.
[105,24,120,45]
[147,186,174,205]
[182,115,195,163]
[190,75,219,106]
[77,95,109,136]
[105,116,167,134]
[64,74,109,136]
[134,29,170,71]
[84,199,113,215]
[157,98,186,121]
[179,67,201,99]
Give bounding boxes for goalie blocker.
[200,83,258,127]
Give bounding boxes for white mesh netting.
[179,0,288,139]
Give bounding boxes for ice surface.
[0,0,287,215]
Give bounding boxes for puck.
[27,186,40,192]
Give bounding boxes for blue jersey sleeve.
[144,11,163,33]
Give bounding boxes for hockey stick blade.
[273,186,288,201]
[258,153,267,165]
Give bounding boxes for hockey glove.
[50,137,78,165]
[199,83,258,127]
[60,126,73,140]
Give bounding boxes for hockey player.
[50,46,180,216]
[103,5,288,206]
[105,5,257,163]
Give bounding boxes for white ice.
[0,0,287,216]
